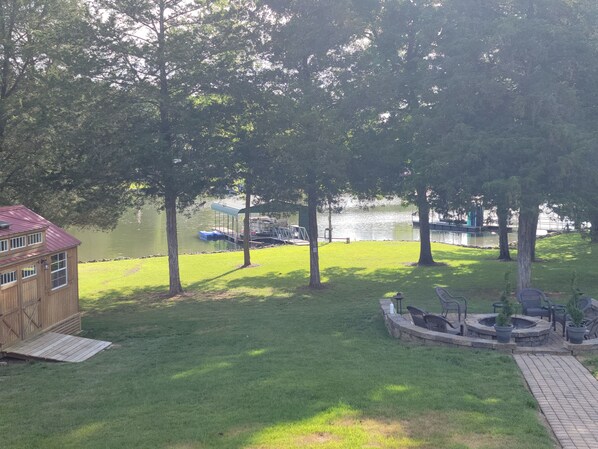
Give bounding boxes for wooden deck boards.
[4,332,111,362]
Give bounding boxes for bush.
[566,273,585,327]
[496,272,515,327]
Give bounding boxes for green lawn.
[4,234,596,448]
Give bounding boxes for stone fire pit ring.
[465,314,551,346]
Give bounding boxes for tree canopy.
[3,0,598,291]
[0,0,133,227]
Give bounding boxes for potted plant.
[495,273,515,343]
[566,274,587,344]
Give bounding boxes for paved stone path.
[515,354,598,449]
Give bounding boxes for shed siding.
[0,283,20,347]
[41,248,79,330]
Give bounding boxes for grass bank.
[3,234,595,448]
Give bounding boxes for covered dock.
[209,203,244,244]
[206,202,310,246]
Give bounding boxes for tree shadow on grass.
[47,237,594,448]
[6,281,553,449]
[189,266,245,289]
[83,244,534,320]
[183,263,513,314]
[80,285,171,313]
[17,242,571,449]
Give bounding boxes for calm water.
[68,198,509,261]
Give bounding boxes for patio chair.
[434,287,468,322]
[585,317,598,340]
[516,288,551,321]
[423,314,462,336]
[407,305,428,329]
[553,296,594,336]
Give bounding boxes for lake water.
[68,198,511,261]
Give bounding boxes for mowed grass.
[3,234,596,449]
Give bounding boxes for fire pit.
[465,314,551,346]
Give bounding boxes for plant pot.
[494,324,514,343]
[567,325,587,344]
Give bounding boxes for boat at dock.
[201,203,310,246]
[412,219,484,233]
[412,207,513,234]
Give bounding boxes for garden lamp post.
[393,292,404,315]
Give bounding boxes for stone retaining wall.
[465,314,551,346]
[380,299,515,352]
[380,299,598,355]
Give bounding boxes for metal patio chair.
[434,287,468,322]
[585,316,598,340]
[423,314,462,336]
[407,305,428,329]
[516,288,552,321]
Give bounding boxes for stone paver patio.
[515,354,598,449]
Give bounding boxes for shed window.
[0,240,7,252]
[22,266,37,279]
[27,233,43,245]
[10,236,26,249]
[0,271,16,286]
[51,252,68,289]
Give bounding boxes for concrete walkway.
[515,354,598,449]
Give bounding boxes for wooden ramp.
[4,332,111,363]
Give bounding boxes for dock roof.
[211,201,306,217]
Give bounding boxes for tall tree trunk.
[517,205,537,291]
[589,212,598,243]
[416,185,435,265]
[307,187,321,288]
[530,209,539,262]
[158,2,181,296]
[327,196,333,243]
[497,206,512,261]
[242,182,251,267]
[165,191,183,295]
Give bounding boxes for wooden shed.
[0,205,81,351]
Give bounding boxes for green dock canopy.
[210,203,241,216]
[211,201,305,216]
[239,201,305,214]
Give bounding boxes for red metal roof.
[0,205,80,267]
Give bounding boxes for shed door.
[0,283,21,348]
[21,278,41,339]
